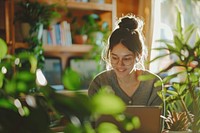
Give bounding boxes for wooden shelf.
[15,42,93,53]
[67,2,113,11]
[41,1,113,12]
[9,0,116,70]
[43,44,93,53]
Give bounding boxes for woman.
[88,14,163,106]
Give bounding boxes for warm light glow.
[1,66,7,74]
[14,99,22,108]
[36,69,47,86]
[26,95,36,108]
[15,58,20,65]
[18,107,25,116]
[70,116,80,126]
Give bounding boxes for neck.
[118,70,141,84]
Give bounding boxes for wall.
[117,0,139,18]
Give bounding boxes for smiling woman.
[88,14,163,107]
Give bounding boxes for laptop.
[95,106,163,133]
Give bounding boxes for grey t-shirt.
[88,69,163,106]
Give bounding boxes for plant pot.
[73,34,88,44]
[21,23,31,40]
[21,23,43,41]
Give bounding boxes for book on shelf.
[42,21,72,46]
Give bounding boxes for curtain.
[137,0,159,69]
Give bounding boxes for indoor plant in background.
[71,13,110,45]
[14,0,61,69]
[151,9,200,132]
[71,16,88,44]
[15,0,61,41]
[69,13,110,81]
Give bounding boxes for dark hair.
[102,14,147,70]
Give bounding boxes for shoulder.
[93,69,114,80]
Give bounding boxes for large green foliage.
[151,9,200,132]
[0,38,140,133]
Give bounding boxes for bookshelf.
[10,0,116,69]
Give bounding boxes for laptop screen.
[95,106,162,133]
[125,106,162,133]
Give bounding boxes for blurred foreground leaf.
[62,68,81,90]
[0,38,7,59]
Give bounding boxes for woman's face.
[110,43,135,78]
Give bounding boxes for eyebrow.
[111,53,134,57]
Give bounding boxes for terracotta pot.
[73,35,88,44]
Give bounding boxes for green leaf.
[154,80,163,88]
[166,90,178,96]
[138,74,156,81]
[131,116,141,129]
[176,8,183,35]
[165,43,181,56]
[17,52,37,73]
[194,38,200,48]
[0,38,8,59]
[97,122,121,133]
[149,53,170,63]
[174,35,183,51]
[17,71,35,81]
[184,24,195,44]
[178,84,187,95]
[163,71,182,83]
[16,81,27,92]
[64,123,82,133]
[0,73,4,88]
[92,90,125,115]
[0,99,16,110]
[5,81,16,95]
[62,68,81,90]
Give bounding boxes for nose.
[117,59,125,66]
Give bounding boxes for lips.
[117,68,126,72]
[115,67,127,73]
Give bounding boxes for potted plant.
[71,16,88,44]
[161,111,193,132]
[71,13,110,45]
[151,9,200,132]
[82,13,110,46]
[14,0,61,69]
[15,0,60,40]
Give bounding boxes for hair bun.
[118,16,138,31]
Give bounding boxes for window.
[150,0,200,74]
